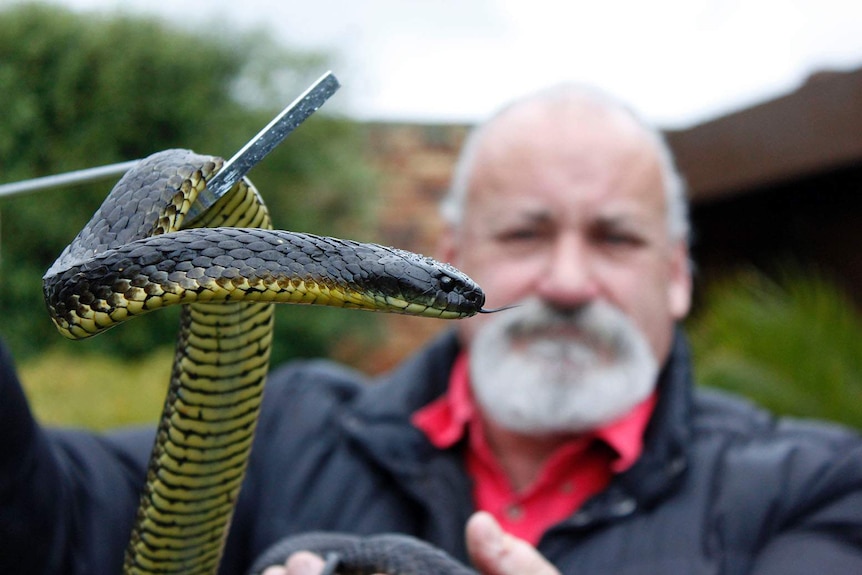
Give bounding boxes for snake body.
[42,149,484,574]
[248,533,477,575]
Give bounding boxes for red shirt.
[412,352,656,545]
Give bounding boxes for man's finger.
[264,550,386,575]
[261,550,326,575]
[466,511,561,575]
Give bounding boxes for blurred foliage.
[687,268,862,429]
[0,3,384,365]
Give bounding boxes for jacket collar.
[354,333,459,419]
[615,328,693,503]
[340,332,462,481]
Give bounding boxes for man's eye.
[603,233,634,244]
[600,231,644,247]
[499,229,542,242]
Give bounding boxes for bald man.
[3,85,860,575]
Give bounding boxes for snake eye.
[439,274,456,292]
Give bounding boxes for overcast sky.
[32,0,862,128]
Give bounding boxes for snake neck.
[122,164,275,575]
[123,302,274,574]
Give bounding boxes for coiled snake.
[42,149,484,574]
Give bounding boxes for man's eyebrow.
[511,208,554,225]
[594,204,651,226]
[592,212,658,240]
[594,213,632,227]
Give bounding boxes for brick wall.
[346,122,470,373]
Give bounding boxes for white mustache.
[496,299,626,356]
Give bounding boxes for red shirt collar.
[412,351,656,473]
[411,351,656,544]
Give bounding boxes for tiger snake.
[42,149,485,574]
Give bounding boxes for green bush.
[687,268,862,429]
[0,3,383,366]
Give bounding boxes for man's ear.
[668,240,693,320]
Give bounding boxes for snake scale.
[42,149,484,574]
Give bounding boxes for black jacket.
[2,331,862,574]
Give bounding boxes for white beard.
[468,298,659,434]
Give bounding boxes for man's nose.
[535,233,599,307]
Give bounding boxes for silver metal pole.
[0,71,340,203]
[0,160,139,199]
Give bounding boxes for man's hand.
[263,511,561,575]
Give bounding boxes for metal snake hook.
[185,71,341,223]
[0,71,340,202]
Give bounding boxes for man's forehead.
[469,138,666,212]
[475,106,659,179]
[479,194,663,225]
[462,93,669,222]
[482,92,644,141]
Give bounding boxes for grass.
[18,347,174,431]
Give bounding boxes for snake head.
[382,248,486,318]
